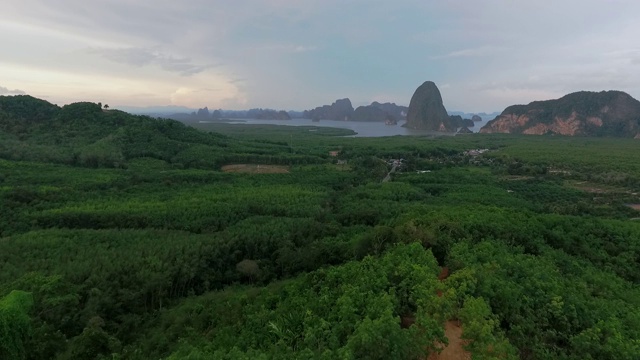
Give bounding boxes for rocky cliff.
[254,110,291,120]
[404,81,455,132]
[480,91,640,137]
[351,106,387,122]
[448,115,474,128]
[370,102,408,120]
[350,102,407,122]
[303,98,354,121]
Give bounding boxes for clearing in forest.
[221,164,290,174]
[566,180,628,194]
[427,267,471,359]
[427,320,471,360]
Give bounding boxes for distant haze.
[2,1,640,113]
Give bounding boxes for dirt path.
[427,267,471,360]
[427,320,471,360]
[402,267,472,359]
[382,162,398,182]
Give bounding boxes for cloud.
[0,86,26,95]
[257,44,319,54]
[4,0,640,111]
[87,47,212,76]
[292,45,318,53]
[229,78,247,84]
[431,46,504,60]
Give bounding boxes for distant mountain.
[369,102,408,120]
[480,90,640,137]
[351,105,387,122]
[404,81,455,132]
[350,102,407,122]
[288,111,305,119]
[226,108,291,120]
[251,109,291,120]
[167,107,292,122]
[303,98,354,121]
[448,115,475,128]
[448,111,500,121]
[114,105,196,116]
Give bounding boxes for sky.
[2,0,640,112]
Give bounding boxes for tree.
[236,259,260,282]
[103,104,109,110]
[58,317,121,360]
[0,291,34,359]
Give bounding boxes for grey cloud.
[87,47,211,76]
[0,86,26,95]
[4,0,640,111]
[431,46,505,60]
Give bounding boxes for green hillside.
[0,96,336,169]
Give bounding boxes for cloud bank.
[0,86,26,96]
[1,0,640,112]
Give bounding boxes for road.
[382,162,399,183]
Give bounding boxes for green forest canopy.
[1,95,640,359]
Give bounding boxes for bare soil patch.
[438,267,450,281]
[572,184,608,193]
[428,268,470,359]
[567,181,628,194]
[221,164,290,174]
[427,320,471,360]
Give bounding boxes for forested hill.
[0,95,326,169]
[480,90,640,137]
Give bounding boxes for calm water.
[201,118,492,137]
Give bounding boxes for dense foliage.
[1,95,640,359]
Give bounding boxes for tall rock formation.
[303,98,354,121]
[480,90,640,137]
[196,107,210,118]
[352,106,388,122]
[370,102,408,120]
[404,81,455,132]
[448,115,471,129]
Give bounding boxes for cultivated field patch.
[221,164,290,174]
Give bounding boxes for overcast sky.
[2,0,640,112]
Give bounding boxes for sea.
[199,117,494,138]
